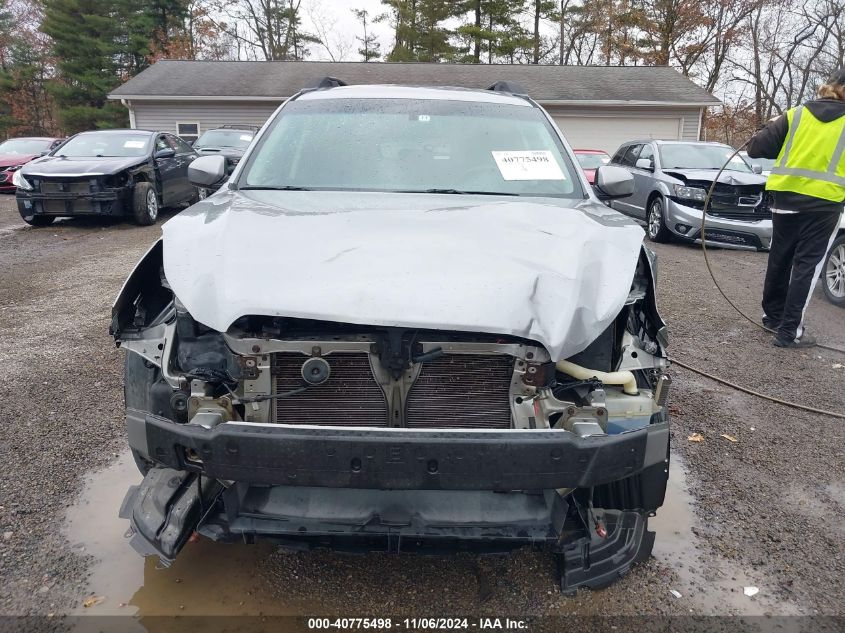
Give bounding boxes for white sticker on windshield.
[124,140,146,149]
[492,150,566,181]
[239,135,253,141]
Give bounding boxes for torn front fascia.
[119,467,222,565]
[111,240,172,340]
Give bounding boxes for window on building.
[176,122,200,143]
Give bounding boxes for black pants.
[762,210,841,341]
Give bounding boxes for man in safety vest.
[747,68,845,348]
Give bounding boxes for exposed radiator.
[405,354,514,429]
[272,353,389,426]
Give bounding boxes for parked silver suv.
[610,140,772,251]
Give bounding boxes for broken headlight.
[12,169,33,191]
[673,184,707,202]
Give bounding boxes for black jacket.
[747,98,845,212]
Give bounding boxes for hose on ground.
[669,356,845,420]
[665,138,845,419]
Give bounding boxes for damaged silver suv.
[113,79,671,593]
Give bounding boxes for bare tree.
[307,1,353,61]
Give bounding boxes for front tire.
[22,215,55,227]
[823,234,845,307]
[132,182,159,226]
[646,196,672,243]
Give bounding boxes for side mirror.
[154,148,176,160]
[593,165,635,200]
[635,157,654,171]
[38,150,50,157]
[188,155,226,187]
[752,164,763,174]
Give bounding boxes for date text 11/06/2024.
[307,618,529,630]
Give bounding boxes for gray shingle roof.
[109,60,719,105]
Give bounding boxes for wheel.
[646,196,672,243]
[823,234,845,307]
[22,215,55,227]
[132,181,159,225]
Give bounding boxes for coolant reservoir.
[602,388,659,434]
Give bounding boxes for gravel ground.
[0,195,842,621]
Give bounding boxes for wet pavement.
[63,450,794,623]
[1,196,842,623]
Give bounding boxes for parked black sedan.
[14,129,199,226]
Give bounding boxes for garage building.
[108,61,718,154]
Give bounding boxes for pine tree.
[352,8,381,61]
[528,0,557,63]
[41,0,128,132]
[381,0,458,62]
[455,0,528,64]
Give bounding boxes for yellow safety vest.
[766,105,845,202]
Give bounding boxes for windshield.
[659,144,752,172]
[55,132,151,158]
[0,138,52,155]
[742,154,776,171]
[195,129,254,149]
[240,98,584,198]
[575,152,610,169]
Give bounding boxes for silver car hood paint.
[162,191,645,360]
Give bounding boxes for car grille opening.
[405,354,514,429]
[703,182,772,220]
[271,353,389,426]
[40,180,92,195]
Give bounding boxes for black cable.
[238,386,308,404]
[671,356,845,420]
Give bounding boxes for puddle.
[64,450,799,626]
[64,452,311,630]
[651,454,800,615]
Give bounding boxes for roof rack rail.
[486,81,528,97]
[302,76,348,91]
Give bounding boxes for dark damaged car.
[14,129,198,226]
[113,82,672,593]
[610,140,772,251]
[191,125,257,196]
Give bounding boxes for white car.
[823,212,845,306]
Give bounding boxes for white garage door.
[552,116,682,155]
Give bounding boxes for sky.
[303,0,395,61]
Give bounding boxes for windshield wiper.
[239,185,312,191]
[402,188,520,196]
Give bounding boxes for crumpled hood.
[162,191,645,360]
[0,154,35,168]
[21,155,146,177]
[663,169,767,186]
